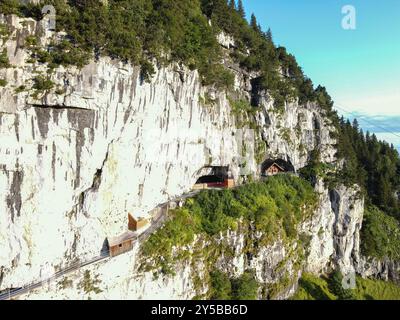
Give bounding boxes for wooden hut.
[261,159,295,177]
[128,213,149,232]
[108,232,135,257]
[263,162,285,176]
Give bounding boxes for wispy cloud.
[342,113,400,133]
[337,111,400,151]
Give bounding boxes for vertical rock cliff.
[0,14,370,299]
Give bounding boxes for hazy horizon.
[243,0,400,151]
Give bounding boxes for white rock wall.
[303,181,364,275]
[0,15,365,299]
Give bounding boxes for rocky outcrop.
[356,257,400,284]
[330,186,364,274]
[302,181,364,276]
[0,14,376,299]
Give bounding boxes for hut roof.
[108,231,136,247]
[128,213,149,221]
[263,161,285,172]
[261,159,294,172]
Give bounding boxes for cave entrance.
[193,166,234,190]
[261,159,295,177]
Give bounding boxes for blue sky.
[242,0,400,150]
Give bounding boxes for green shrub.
[0,0,20,15]
[25,37,91,69]
[209,270,232,300]
[58,277,73,290]
[279,128,292,144]
[0,48,10,68]
[78,270,102,295]
[0,78,7,87]
[0,23,10,42]
[200,64,234,90]
[48,40,91,68]
[31,75,55,98]
[32,75,54,91]
[23,35,38,47]
[361,206,400,260]
[208,270,260,300]
[15,85,26,93]
[228,98,253,114]
[140,207,201,276]
[231,271,259,300]
[292,273,337,300]
[140,59,156,83]
[354,277,400,300]
[328,271,356,300]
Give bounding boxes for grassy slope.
[140,175,317,275]
[292,273,400,300]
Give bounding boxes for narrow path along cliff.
[0,189,204,300]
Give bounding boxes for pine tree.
[265,28,273,43]
[352,118,359,132]
[201,0,214,18]
[250,13,259,32]
[228,0,236,10]
[237,0,245,18]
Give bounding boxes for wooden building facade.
[108,232,135,257]
[128,214,149,232]
[264,163,285,176]
[261,159,294,177]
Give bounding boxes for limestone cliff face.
[302,182,364,275]
[356,258,400,284]
[0,15,368,299]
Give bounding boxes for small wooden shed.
[128,213,149,232]
[261,159,294,176]
[108,232,135,257]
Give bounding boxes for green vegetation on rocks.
[334,119,400,262]
[140,175,317,293]
[0,0,21,15]
[2,0,339,102]
[231,271,259,300]
[209,270,232,300]
[9,0,233,88]
[209,270,259,300]
[0,22,10,42]
[78,270,103,295]
[25,36,91,69]
[31,75,55,98]
[293,272,400,300]
[337,118,400,219]
[0,48,10,68]
[361,206,400,260]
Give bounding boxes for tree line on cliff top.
[1,0,333,109]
